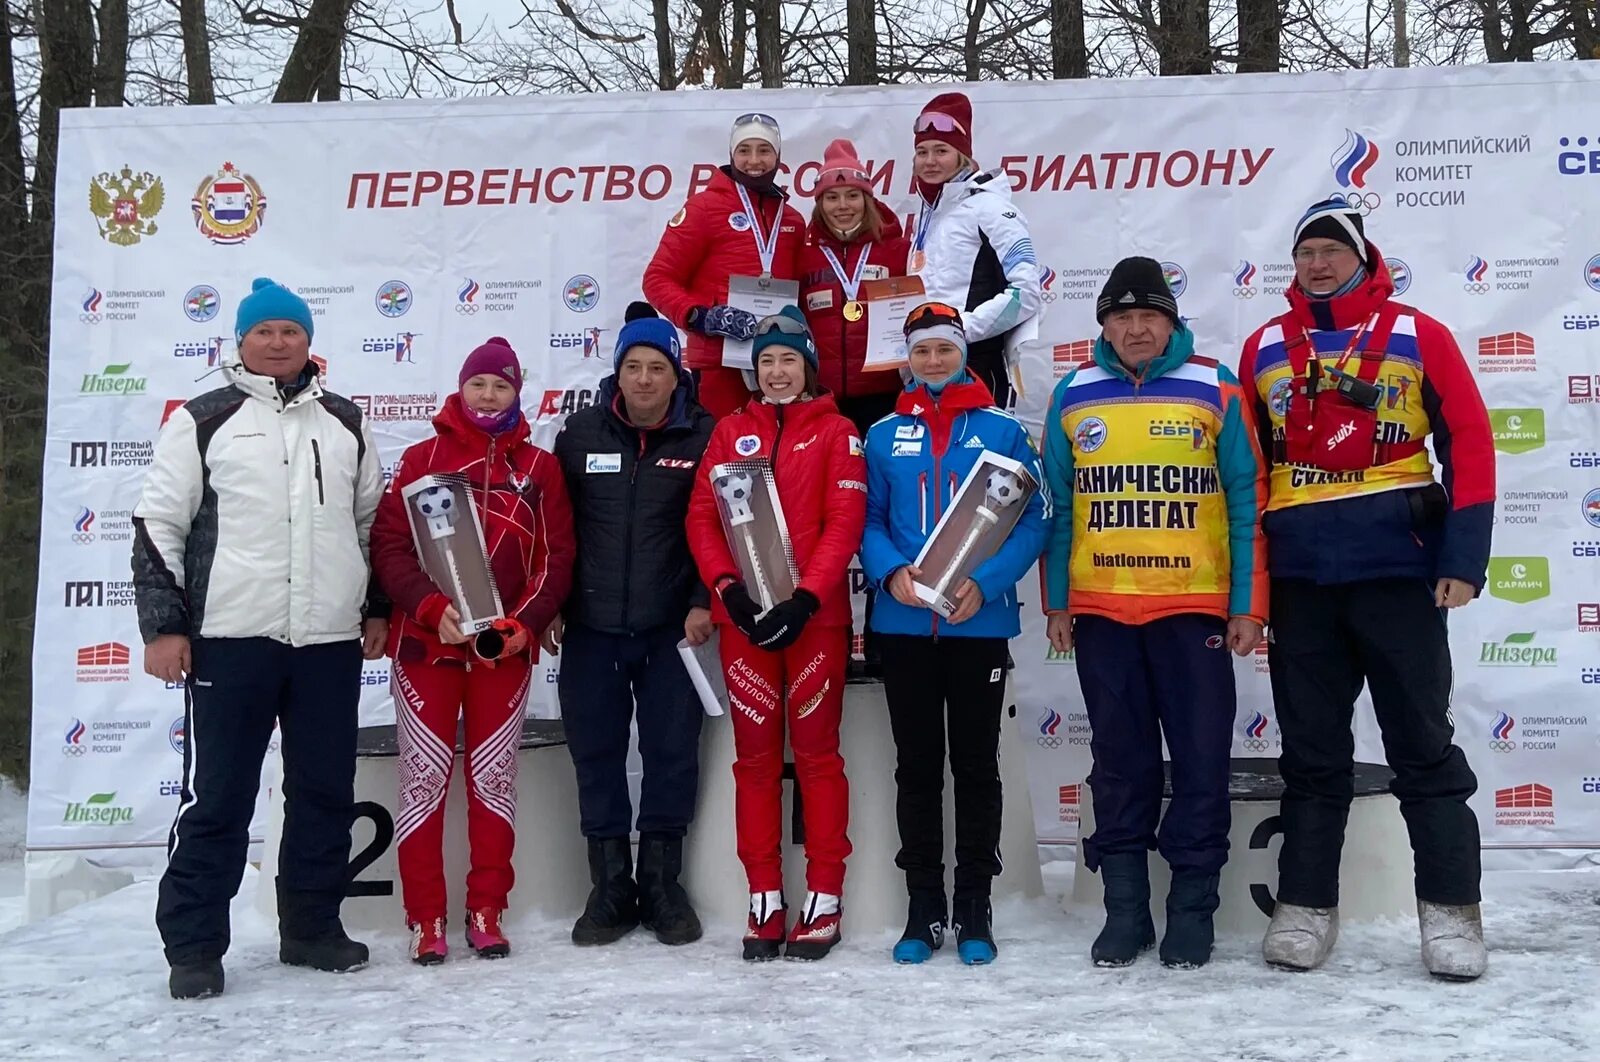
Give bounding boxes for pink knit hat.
[458,336,521,389]
[816,139,874,195]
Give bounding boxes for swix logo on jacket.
[1042,327,1268,626]
[370,394,574,664]
[686,393,866,629]
[860,378,1049,639]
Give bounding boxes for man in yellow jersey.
[1042,256,1268,971]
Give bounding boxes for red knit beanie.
[915,92,974,160]
[816,138,874,194]
[459,336,521,389]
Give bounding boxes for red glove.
[473,617,529,661]
[415,592,451,631]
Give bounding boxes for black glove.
[750,590,820,652]
[690,304,757,341]
[719,581,763,639]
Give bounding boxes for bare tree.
[1052,0,1088,77]
[846,0,877,82]
[1480,0,1568,61]
[254,0,355,101]
[753,0,780,85]
[651,0,678,87]
[179,0,217,101]
[1574,0,1599,56]
[94,0,129,104]
[1157,0,1212,73]
[964,0,989,78]
[1237,0,1281,70]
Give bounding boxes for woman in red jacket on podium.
[643,112,806,419]
[799,138,912,436]
[686,307,867,962]
[369,337,575,966]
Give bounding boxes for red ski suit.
[369,394,575,921]
[642,167,805,419]
[797,203,912,402]
[686,394,867,894]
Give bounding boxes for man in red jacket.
[369,337,575,963]
[685,307,867,961]
[643,113,806,419]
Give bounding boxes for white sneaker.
[1418,900,1486,981]
[1262,902,1339,970]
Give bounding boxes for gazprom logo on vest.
[1385,258,1411,295]
[1330,128,1380,212]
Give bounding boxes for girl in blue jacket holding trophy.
[860,302,1049,966]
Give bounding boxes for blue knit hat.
[750,305,818,371]
[614,301,682,372]
[235,277,314,343]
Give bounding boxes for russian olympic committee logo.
[456,277,480,315]
[1036,709,1064,749]
[1488,710,1517,753]
[1463,256,1490,295]
[1242,711,1272,752]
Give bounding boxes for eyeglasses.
[734,112,779,129]
[1293,246,1357,265]
[756,312,810,337]
[914,112,968,136]
[903,301,963,331]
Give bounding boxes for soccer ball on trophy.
[415,484,458,539]
[715,471,757,526]
[984,470,1024,511]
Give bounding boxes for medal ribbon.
[735,184,781,277]
[820,242,873,302]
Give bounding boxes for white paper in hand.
[678,631,728,717]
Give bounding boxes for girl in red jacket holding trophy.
[686,307,867,961]
[370,337,575,965]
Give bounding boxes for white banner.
[30,62,1600,858]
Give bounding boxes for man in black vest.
[547,302,716,947]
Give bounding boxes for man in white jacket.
[133,277,389,1000]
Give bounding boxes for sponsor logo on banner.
[1579,603,1600,632]
[89,166,165,246]
[1232,260,1256,298]
[1558,135,1600,175]
[1254,642,1271,674]
[536,388,600,421]
[457,276,541,314]
[1044,644,1075,662]
[159,779,183,797]
[1241,710,1274,752]
[62,580,136,608]
[1476,332,1535,372]
[1568,375,1600,404]
[1036,709,1063,749]
[1566,312,1600,331]
[1494,783,1554,827]
[1329,128,1381,213]
[1058,782,1081,826]
[76,642,130,683]
[62,791,134,826]
[169,718,185,755]
[1582,777,1599,796]
[350,393,438,422]
[1571,451,1600,470]
[69,440,153,468]
[1230,260,1295,300]
[362,331,421,364]
[172,336,227,366]
[80,363,148,397]
[456,277,480,314]
[80,285,164,323]
[192,162,266,244]
[1576,537,1600,560]
[1584,488,1600,528]
[1585,667,1600,687]
[1488,711,1518,752]
[1478,632,1556,667]
[1462,256,1491,295]
[68,717,151,755]
[1051,339,1093,378]
[374,280,412,318]
[1039,266,1058,303]
[550,327,605,357]
[1586,254,1600,293]
[360,667,390,687]
[1488,408,1545,453]
[183,284,220,323]
[62,718,86,755]
[79,287,103,324]
[292,284,353,319]
[563,275,599,312]
[70,507,96,544]
[1486,557,1550,603]
[1160,261,1186,298]
[1386,257,1411,295]
[1497,488,1565,526]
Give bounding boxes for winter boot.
[785,891,842,961]
[1418,900,1487,982]
[893,889,947,964]
[1262,902,1339,971]
[466,907,511,959]
[1160,870,1221,969]
[1091,853,1157,967]
[571,837,640,946]
[408,917,448,965]
[168,959,224,1000]
[953,895,997,966]
[743,890,786,962]
[279,927,369,973]
[636,833,703,945]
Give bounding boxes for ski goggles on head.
[914,112,968,136]
[756,312,810,338]
[734,112,779,129]
[903,301,964,334]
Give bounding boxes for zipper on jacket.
[929,403,943,641]
[311,439,325,505]
[770,404,786,489]
[619,427,647,633]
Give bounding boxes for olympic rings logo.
[454,304,479,316]
[1242,738,1272,752]
[62,745,86,756]
[1488,740,1518,753]
[79,313,102,324]
[1041,292,1059,304]
[71,533,95,545]
[1233,287,1257,299]
[1463,283,1491,295]
[1036,737,1063,749]
[1334,191,1381,215]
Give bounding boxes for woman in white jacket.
[906,91,1044,410]
[133,278,389,1001]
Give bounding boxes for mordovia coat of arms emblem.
[192,162,267,245]
[88,166,165,246]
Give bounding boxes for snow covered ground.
[0,782,26,935]
[0,859,1595,1061]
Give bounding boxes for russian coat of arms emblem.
[88,166,165,246]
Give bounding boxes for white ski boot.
[1418,900,1486,981]
[1262,902,1339,970]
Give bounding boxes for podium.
[1070,759,1414,933]
[685,680,1044,938]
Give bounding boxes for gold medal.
[843,300,864,322]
